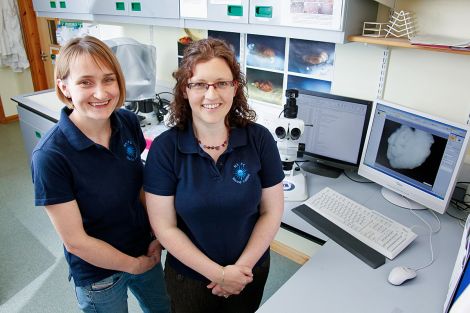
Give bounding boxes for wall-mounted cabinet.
[209,0,249,24]
[33,0,91,14]
[89,0,179,18]
[33,0,378,44]
[249,0,343,31]
[181,0,377,43]
[180,0,249,23]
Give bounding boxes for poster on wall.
[287,75,331,93]
[288,38,335,81]
[246,68,284,106]
[246,34,286,71]
[177,29,206,66]
[280,0,344,31]
[208,30,241,62]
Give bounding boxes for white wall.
[334,0,470,124]
[0,68,34,116]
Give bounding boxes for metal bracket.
[376,47,390,99]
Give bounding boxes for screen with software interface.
[297,91,370,165]
[363,103,467,200]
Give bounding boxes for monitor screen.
[358,99,470,214]
[296,90,372,178]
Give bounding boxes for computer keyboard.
[301,187,417,260]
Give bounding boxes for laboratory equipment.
[274,89,308,202]
[105,37,167,123]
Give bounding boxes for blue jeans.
[74,263,170,313]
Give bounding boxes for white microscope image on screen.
[375,119,448,189]
[386,125,434,169]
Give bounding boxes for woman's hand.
[147,239,163,262]
[128,239,162,275]
[207,264,253,297]
[129,255,159,275]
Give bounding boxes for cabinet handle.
[227,5,243,17]
[115,2,125,11]
[131,2,141,11]
[255,6,273,18]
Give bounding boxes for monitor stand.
[381,187,426,210]
[301,160,342,178]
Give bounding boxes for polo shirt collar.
[58,107,123,151]
[177,119,248,154]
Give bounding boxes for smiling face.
[57,53,120,125]
[185,57,237,129]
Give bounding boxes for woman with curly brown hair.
[144,38,284,313]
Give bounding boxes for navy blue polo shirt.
[31,107,151,287]
[144,121,284,281]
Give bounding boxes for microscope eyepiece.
[290,128,301,140]
[275,126,286,139]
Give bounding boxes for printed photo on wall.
[247,68,284,106]
[208,30,241,62]
[246,34,286,71]
[281,0,344,30]
[177,28,206,57]
[287,75,331,94]
[288,39,335,80]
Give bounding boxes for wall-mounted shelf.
[348,35,470,56]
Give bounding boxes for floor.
[0,121,301,313]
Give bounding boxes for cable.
[153,92,172,123]
[278,108,286,118]
[401,196,441,272]
[446,208,468,223]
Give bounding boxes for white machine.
[273,89,308,202]
[105,38,168,124]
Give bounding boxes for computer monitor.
[358,99,470,214]
[296,90,372,178]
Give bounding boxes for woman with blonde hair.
[31,36,170,313]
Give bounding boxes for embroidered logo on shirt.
[232,162,250,184]
[124,140,138,161]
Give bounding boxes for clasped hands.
[207,264,253,298]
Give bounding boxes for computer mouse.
[388,266,417,286]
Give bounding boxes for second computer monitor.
[297,90,372,178]
[358,99,470,214]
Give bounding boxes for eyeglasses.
[186,81,236,93]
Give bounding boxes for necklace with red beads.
[197,138,228,150]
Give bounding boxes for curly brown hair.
[169,38,256,129]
